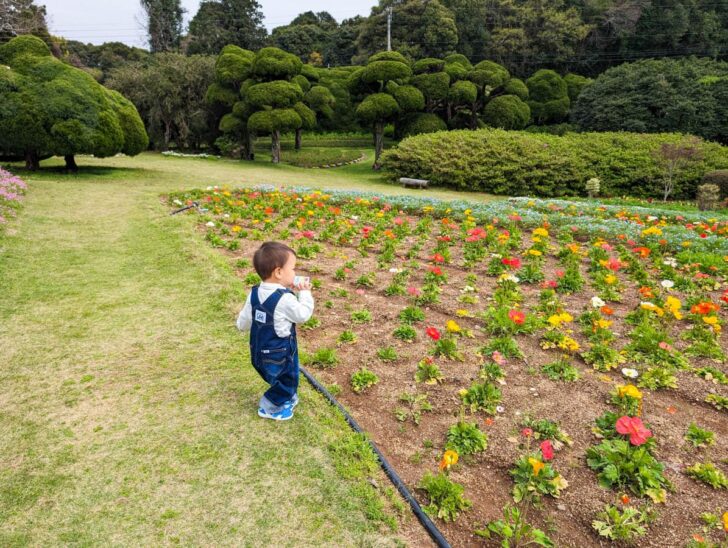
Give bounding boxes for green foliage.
[467,60,509,88]
[572,58,728,144]
[376,346,399,362]
[411,72,451,103]
[418,472,471,522]
[247,108,302,134]
[415,358,443,384]
[475,505,553,546]
[702,170,728,199]
[214,46,255,85]
[393,324,417,342]
[563,73,591,102]
[351,367,379,393]
[446,421,488,455]
[503,78,529,100]
[252,47,303,79]
[510,454,567,504]
[399,113,447,137]
[399,306,425,324]
[460,381,501,414]
[526,69,570,124]
[541,355,581,382]
[395,392,432,425]
[482,94,531,130]
[685,423,715,449]
[586,439,671,501]
[246,80,303,108]
[685,462,728,489]
[355,92,400,123]
[706,393,728,411]
[447,80,477,105]
[302,347,339,368]
[380,128,728,198]
[592,504,655,541]
[391,85,425,112]
[338,329,357,344]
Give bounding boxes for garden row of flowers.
[169,185,728,545]
[0,168,27,230]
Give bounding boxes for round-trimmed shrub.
[527,69,570,124]
[563,73,591,103]
[411,72,450,103]
[448,80,477,105]
[355,93,400,123]
[251,47,303,79]
[503,78,529,100]
[215,46,254,85]
[247,108,302,133]
[399,113,447,137]
[413,58,446,74]
[361,60,412,84]
[482,95,530,130]
[246,80,303,108]
[380,129,728,198]
[467,60,509,88]
[392,85,425,112]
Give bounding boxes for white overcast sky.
[41,0,378,48]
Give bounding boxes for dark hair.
[253,241,296,280]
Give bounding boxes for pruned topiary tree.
[526,69,570,125]
[350,51,422,169]
[0,35,147,170]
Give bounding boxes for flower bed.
[169,186,728,546]
[0,168,27,230]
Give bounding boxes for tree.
[350,51,423,169]
[571,58,728,143]
[107,53,217,151]
[653,137,703,201]
[139,0,184,52]
[526,69,570,124]
[355,0,458,61]
[0,0,49,43]
[0,36,148,170]
[186,0,266,55]
[441,0,489,61]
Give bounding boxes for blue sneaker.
[284,394,299,410]
[258,406,294,421]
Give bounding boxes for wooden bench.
[400,177,429,189]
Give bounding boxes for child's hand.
[296,280,312,291]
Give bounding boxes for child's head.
[253,241,297,286]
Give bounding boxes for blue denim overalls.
[249,286,299,412]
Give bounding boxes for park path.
[0,156,432,546]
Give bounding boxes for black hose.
[170,201,199,215]
[300,365,451,548]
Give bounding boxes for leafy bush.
[586,439,671,501]
[685,462,728,489]
[476,505,553,547]
[351,367,379,393]
[702,170,728,199]
[571,58,728,144]
[592,504,655,541]
[685,423,716,449]
[418,472,471,522]
[446,421,488,455]
[482,95,530,130]
[399,112,447,137]
[380,129,728,198]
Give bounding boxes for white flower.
[663,257,678,267]
[388,268,402,273]
[591,296,606,308]
[205,186,213,190]
[206,221,215,227]
[501,274,520,283]
[461,285,476,293]
[223,213,230,218]
[351,215,358,220]
[173,199,183,206]
[647,215,657,222]
[621,368,639,379]
[661,280,674,289]
[496,405,505,413]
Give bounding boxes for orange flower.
[639,286,654,298]
[620,494,630,505]
[691,301,719,315]
[528,457,545,476]
[601,305,614,316]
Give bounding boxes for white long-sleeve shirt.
[236,282,314,338]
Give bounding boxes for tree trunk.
[163,121,172,151]
[64,154,78,172]
[241,131,254,161]
[24,151,39,171]
[295,128,302,150]
[271,130,281,164]
[446,103,452,126]
[373,122,384,170]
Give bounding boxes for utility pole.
[386,6,392,51]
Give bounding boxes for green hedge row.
[380,129,728,198]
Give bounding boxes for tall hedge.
[380,129,728,198]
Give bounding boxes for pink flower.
[658,341,673,352]
[540,440,554,461]
[425,327,441,341]
[355,289,366,296]
[615,416,653,446]
[407,286,420,296]
[491,351,506,365]
[522,428,533,438]
[299,230,315,239]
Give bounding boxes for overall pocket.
[257,347,288,380]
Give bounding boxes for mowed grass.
[0,151,470,546]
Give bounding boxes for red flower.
[521,428,533,438]
[430,253,445,264]
[425,327,441,341]
[300,230,315,239]
[555,270,565,278]
[509,310,525,325]
[606,257,622,271]
[540,440,554,461]
[615,416,652,446]
[362,226,373,236]
[429,266,443,276]
[502,257,522,269]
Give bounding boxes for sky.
[41,0,378,48]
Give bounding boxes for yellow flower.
[455,309,471,318]
[528,249,542,256]
[567,243,581,254]
[232,225,242,233]
[681,241,692,247]
[533,227,549,238]
[617,384,643,400]
[703,315,722,333]
[528,457,545,476]
[642,226,663,237]
[439,450,459,471]
[722,511,728,532]
[446,320,461,333]
[548,315,563,327]
[464,209,472,216]
[640,302,665,317]
[595,319,612,330]
[376,211,384,218]
[664,296,683,320]
[604,274,617,285]
[422,206,434,213]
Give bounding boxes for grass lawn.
[0,151,488,546]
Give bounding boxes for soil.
[208,212,728,547]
